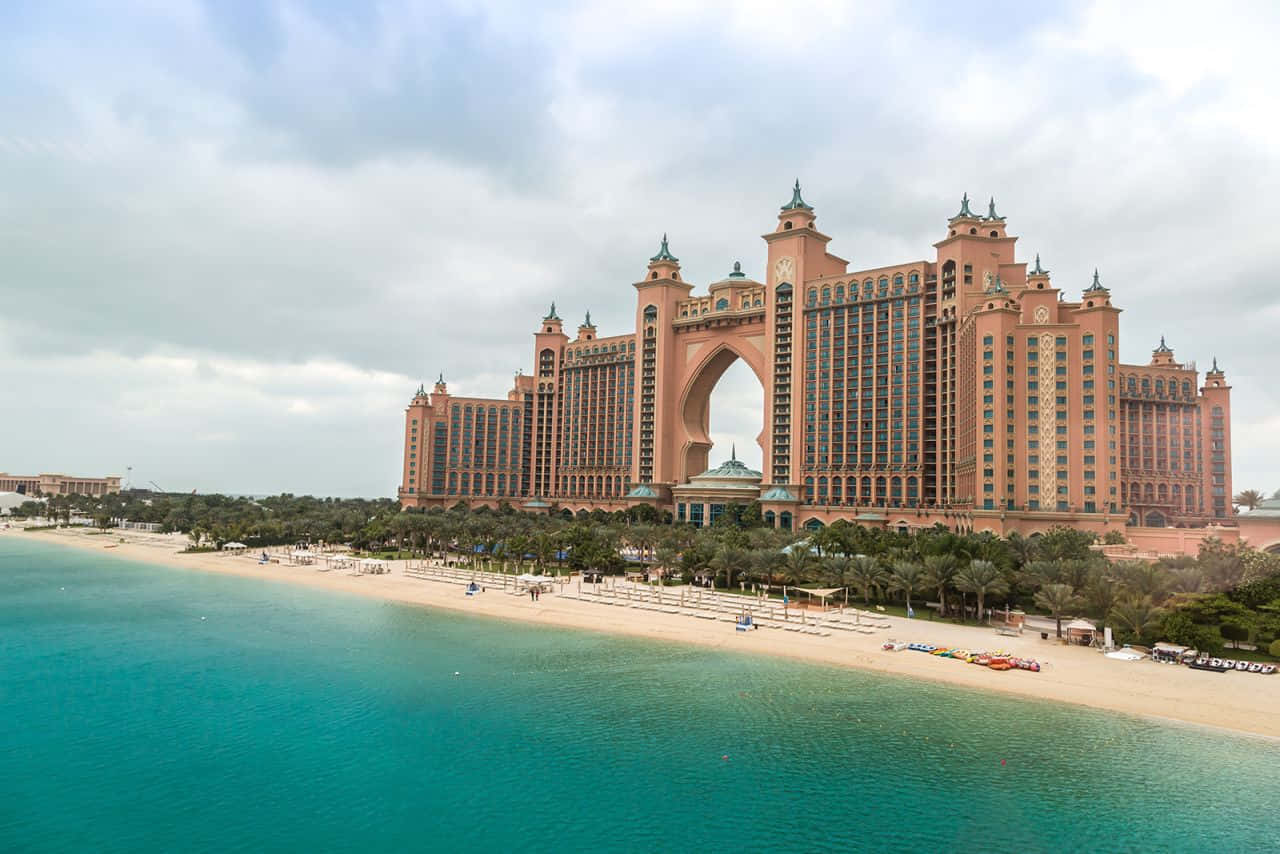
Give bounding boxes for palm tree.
[824,555,853,604]
[922,554,958,618]
[710,546,748,589]
[1006,532,1039,569]
[1108,596,1165,643]
[1114,560,1172,604]
[1033,583,1085,638]
[955,559,1008,624]
[889,560,924,614]
[1233,489,1265,511]
[784,543,814,586]
[849,555,886,604]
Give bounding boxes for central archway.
[676,341,767,482]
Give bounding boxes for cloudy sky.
[2,0,1277,497]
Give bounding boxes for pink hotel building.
[398,185,1233,538]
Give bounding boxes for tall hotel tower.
[399,185,1231,536]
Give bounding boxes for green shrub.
[1270,638,1280,658]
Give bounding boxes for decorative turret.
[577,310,597,341]
[775,179,817,232]
[728,261,746,279]
[983,197,1006,222]
[949,192,978,221]
[645,234,682,281]
[433,373,447,394]
[413,383,427,401]
[537,303,564,335]
[1202,356,1229,390]
[1025,253,1053,291]
[780,179,813,211]
[1151,336,1178,367]
[649,234,678,263]
[1085,268,1107,293]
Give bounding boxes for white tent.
[223,541,247,551]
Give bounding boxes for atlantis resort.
[397,185,1280,556]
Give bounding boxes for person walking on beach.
[529,588,536,602]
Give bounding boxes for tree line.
[17,492,1280,656]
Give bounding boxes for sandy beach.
[6,524,1279,740]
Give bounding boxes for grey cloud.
[1,1,1278,494]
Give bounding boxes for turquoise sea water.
[2,538,1278,853]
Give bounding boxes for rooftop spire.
[1212,356,1220,372]
[437,372,444,384]
[781,178,813,211]
[729,260,745,279]
[416,383,425,396]
[950,192,975,220]
[731,443,737,461]
[1155,336,1172,354]
[649,233,679,263]
[1031,253,1048,275]
[1086,268,1106,292]
[984,196,1005,221]
[544,301,560,320]
[583,310,593,327]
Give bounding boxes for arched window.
[807,288,818,306]
[834,284,844,301]
[893,274,903,286]
[831,476,843,503]
[715,297,729,310]
[817,476,828,500]
[821,287,830,304]
[804,477,815,502]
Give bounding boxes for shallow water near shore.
[2,538,1278,853]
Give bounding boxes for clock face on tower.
[773,256,795,284]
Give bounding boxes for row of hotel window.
[805,274,922,306]
[565,341,636,360]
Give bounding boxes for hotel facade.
[0,472,122,497]
[398,186,1233,538]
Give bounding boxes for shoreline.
[6,526,1280,740]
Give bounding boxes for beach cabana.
[1065,618,1097,646]
[223,541,248,555]
[289,550,315,565]
[794,586,844,610]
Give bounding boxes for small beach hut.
[1065,618,1097,646]
[223,541,248,555]
[289,550,315,565]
